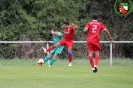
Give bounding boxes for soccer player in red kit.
[44,21,78,66]
[82,13,113,73]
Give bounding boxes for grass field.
[0,58,133,88]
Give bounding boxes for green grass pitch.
[0,58,133,88]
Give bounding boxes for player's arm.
[51,30,61,36]
[53,32,62,36]
[103,28,113,41]
[71,23,78,30]
[74,25,78,29]
[82,22,89,38]
[82,27,88,38]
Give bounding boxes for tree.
[0,0,133,58]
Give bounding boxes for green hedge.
[0,0,133,58]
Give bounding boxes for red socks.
[88,55,100,68]
[88,56,94,68]
[46,45,56,52]
[68,54,72,63]
[95,55,100,65]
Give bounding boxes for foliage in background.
[0,0,133,58]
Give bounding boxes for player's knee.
[53,44,57,48]
[68,50,72,54]
[95,51,99,55]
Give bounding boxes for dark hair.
[92,13,98,20]
[63,21,69,25]
[51,28,56,31]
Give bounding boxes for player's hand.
[81,33,85,38]
[71,23,74,26]
[74,26,78,29]
[71,23,78,29]
[81,29,87,38]
[110,37,113,42]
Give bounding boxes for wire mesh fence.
[0,41,133,60]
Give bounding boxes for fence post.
[110,42,113,66]
[46,42,50,65]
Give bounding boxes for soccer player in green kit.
[37,28,64,67]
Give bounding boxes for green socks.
[44,56,56,66]
[50,58,56,66]
[44,56,50,63]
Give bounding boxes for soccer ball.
[37,59,44,66]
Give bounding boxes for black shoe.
[93,70,97,73]
[93,67,98,73]
[95,67,98,72]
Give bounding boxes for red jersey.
[64,25,75,40]
[85,20,106,43]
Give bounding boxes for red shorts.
[87,41,100,52]
[59,38,73,49]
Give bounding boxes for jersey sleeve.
[58,32,62,36]
[58,32,63,39]
[85,22,90,29]
[101,23,106,30]
[70,25,75,30]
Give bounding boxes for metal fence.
[0,41,133,66]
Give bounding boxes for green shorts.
[50,46,64,55]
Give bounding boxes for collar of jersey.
[92,20,98,21]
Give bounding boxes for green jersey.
[50,31,64,55]
[52,32,63,44]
